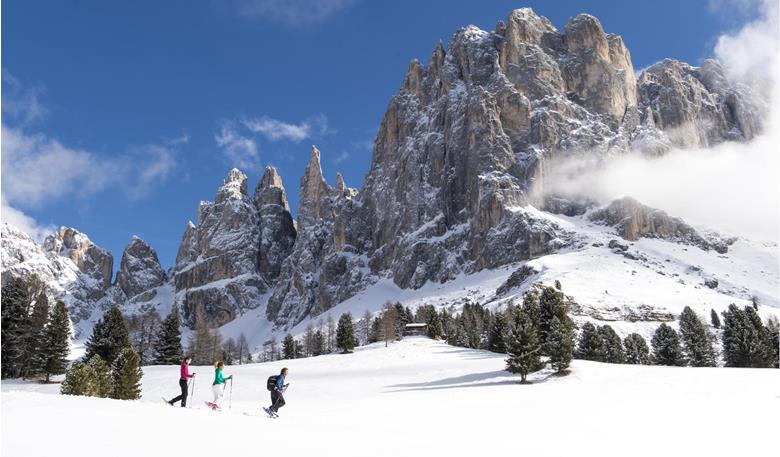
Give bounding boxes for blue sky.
[1,0,761,270]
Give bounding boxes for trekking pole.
[228,377,233,409]
[189,377,195,408]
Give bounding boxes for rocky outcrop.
[43,227,114,297]
[1,223,109,333]
[265,147,368,327]
[173,167,297,327]
[115,236,166,299]
[589,197,728,253]
[255,166,297,283]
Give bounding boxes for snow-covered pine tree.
[84,306,130,366]
[336,312,356,353]
[153,304,184,365]
[505,309,543,383]
[1,276,30,379]
[538,286,569,351]
[623,333,651,365]
[651,323,685,366]
[111,347,143,400]
[87,354,113,398]
[545,315,575,374]
[678,306,717,367]
[39,301,71,382]
[710,309,721,329]
[487,311,508,353]
[721,304,775,368]
[575,322,606,362]
[427,310,444,340]
[282,333,296,359]
[598,325,627,364]
[767,316,780,368]
[60,362,98,396]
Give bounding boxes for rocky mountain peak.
[115,236,166,299]
[255,166,290,211]
[43,227,113,290]
[298,145,333,229]
[215,168,249,204]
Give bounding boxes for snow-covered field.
[2,337,778,457]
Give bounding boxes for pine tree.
[311,329,326,356]
[282,333,296,359]
[1,277,30,378]
[427,310,444,340]
[766,317,779,369]
[487,311,508,353]
[60,362,98,396]
[153,304,184,365]
[710,309,721,329]
[111,347,143,400]
[623,333,651,365]
[336,312,356,353]
[545,316,575,374]
[598,325,627,364]
[651,323,685,366]
[368,317,382,344]
[20,278,50,379]
[575,322,606,362]
[326,314,336,353]
[223,338,237,365]
[505,309,543,383]
[678,306,717,367]
[722,304,774,368]
[86,355,113,398]
[538,286,569,350]
[84,306,130,366]
[39,301,71,382]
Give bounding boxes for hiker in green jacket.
[211,361,232,409]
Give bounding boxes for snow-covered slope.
[223,207,778,353]
[2,338,778,457]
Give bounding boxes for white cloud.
[544,0,780,242]
[334,151,349,163]
[0,196,55,241]
[2,70,47,124]
[1,122,182,240]
[242,116,311,142]
[215,124,260,170]
[236,0,355,25]
[1,124,120,207]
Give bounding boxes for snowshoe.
[205,401,221,411]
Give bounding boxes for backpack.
[266,375,278,391]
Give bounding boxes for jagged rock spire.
[255,166,291,212]
[115,236,166,298]
[297,146,333,229]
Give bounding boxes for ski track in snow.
[2,337,779,457]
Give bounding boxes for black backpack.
[266,375,278,391]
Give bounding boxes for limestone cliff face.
[262,8,762,329]
[43,227,114,297]
[115,236,166,299]
[173,167,296,327]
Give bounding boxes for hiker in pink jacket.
[166,356,195,407]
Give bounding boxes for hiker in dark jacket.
[270,367,289,414]
[167,356,195,407]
